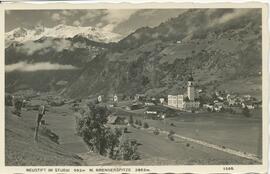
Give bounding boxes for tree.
[76,103,140,160]
[138,120,142,126]
[119,139,140,160]
[168,130,175,141]
[76,103,110,155]
[153,128,160,135]
[128,115,134,125]
[142,76,150,86]
[184,96,190,102]
[242,106,251,117]
[143,122,149,129]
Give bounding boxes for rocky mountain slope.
[65,9,262,99]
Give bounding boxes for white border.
[0,2,268,174]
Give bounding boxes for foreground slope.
[5,106,82,166]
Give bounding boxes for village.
[96,76,262,123]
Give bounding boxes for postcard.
[0,2,268,174]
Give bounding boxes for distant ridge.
[5,24,121,47]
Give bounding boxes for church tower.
[187,76,195,101]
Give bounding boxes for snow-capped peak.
[5,24,121,46]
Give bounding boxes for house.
[113,94,118,102]
[159,98,165,104]
[203,104,214,111]
[107,115,125,125]
[213,100,219,104]
[168,76,200,111]
[218,96,224,101]
[145,110,158,115]
[243,95,252,101]
[247,105,255,110]
[144,102,155,106]
[144,106,164,120]
[135,94,146,101]
[214,102,224,112]
[197,89,203,93]
[228,99,236,106]
[97,95,102,103]
[242,101,255,109]
[253,100,262,108]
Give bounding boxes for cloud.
[209,9,250,26]
[102,24,115,32]
[51,13,61,21]
[100,10,138,32]
[61,10,78,16]
[78,9,138,32]
[73,20,80,26]
[80,10,106,22]
[17,39,73,55]
[96,22,103,28]
[6,62,77,72]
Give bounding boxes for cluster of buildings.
[95,76,260,114]
[168,76,200,111]
[203,92,261,112]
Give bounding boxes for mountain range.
[5,9,262,99]
[5,24,121,47]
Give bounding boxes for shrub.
[106,128,122,159]
[170,123,175,127]
[168,130,175,141]
[143,122,149,129]
[128,115,134,125]
[242,106,251,117]
[118,139,140,160]
[138,120,142,126]
[13,97,23,115]
[153,128,160,135]
[124,127,128,133]
[135,120,139,125]
[5,94,13,106]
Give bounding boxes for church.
[168,76,200,111]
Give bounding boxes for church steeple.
[187,74,195,101]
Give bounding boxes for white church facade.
[168,77,200,110]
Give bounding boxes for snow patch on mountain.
[5,24,121,46]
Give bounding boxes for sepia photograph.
[1,2,268,173]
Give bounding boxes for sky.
[5,9,186,37]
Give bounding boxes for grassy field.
[5,106,83,166]
[5,100,262,165]
[113,107,262,162]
